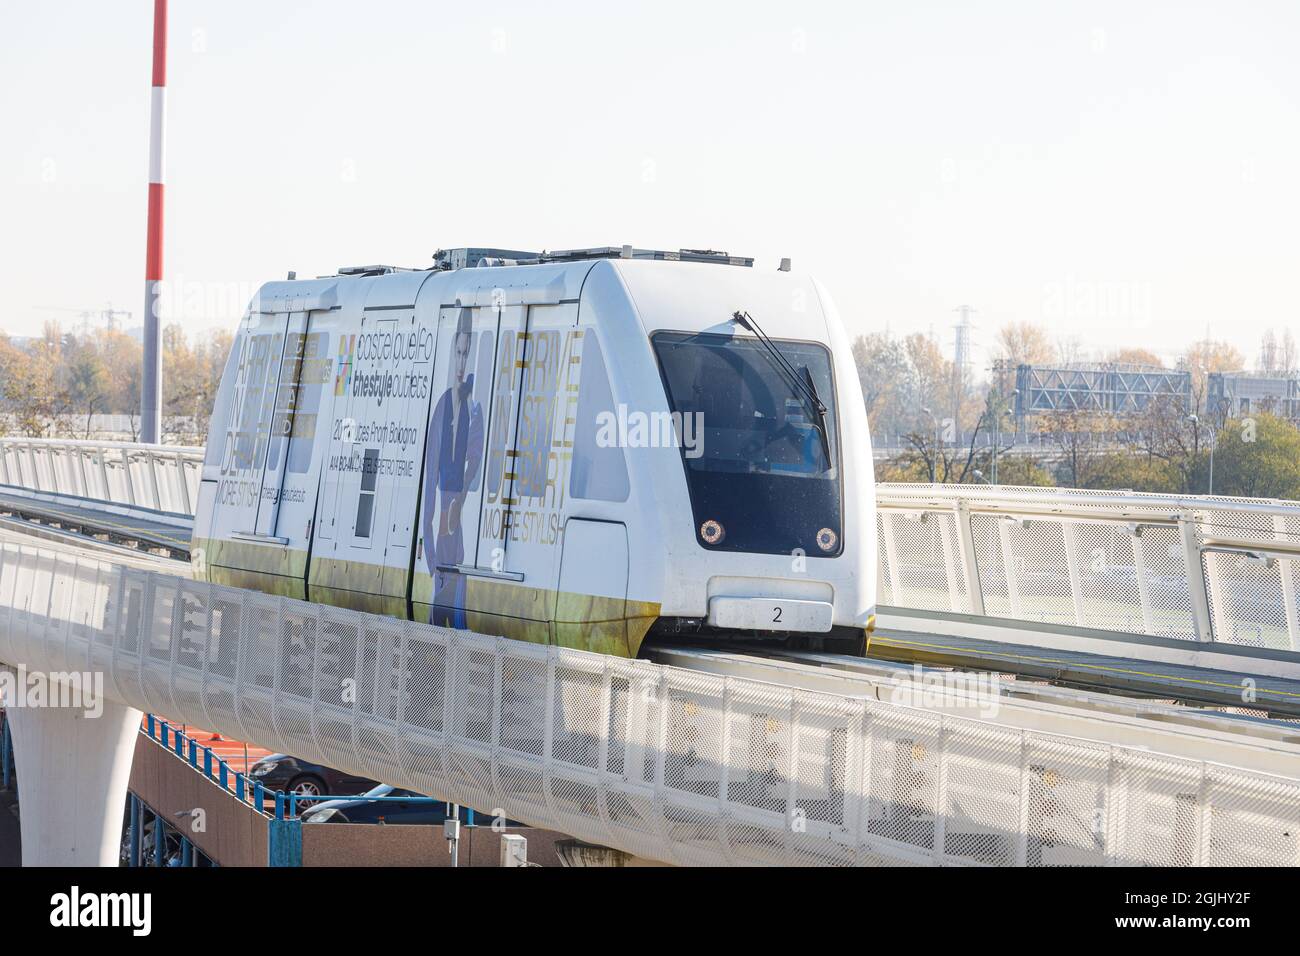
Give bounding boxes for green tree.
[875,452,933,483]
[982,454,1055,487]
[1210,414,1300,501]
[1080,452,1181,494]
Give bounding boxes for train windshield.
[652,331,842,556]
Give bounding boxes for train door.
[204,306,331,597]
[227,310,288,539]
[413,304,508,630]
[311,301,438,616]
[413,296,592,644]
[252,310,325,541]
[470,303,582,642]
[477,303,532,576]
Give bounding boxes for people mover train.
[192,245,877,657]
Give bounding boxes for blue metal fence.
[136,715,473,867]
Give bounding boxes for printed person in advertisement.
[421,309,484,627]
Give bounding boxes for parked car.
[300,784,454,825]
[246,754,379,802]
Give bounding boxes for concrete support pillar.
[6,694,142,866]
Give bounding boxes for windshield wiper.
[731,310,832,467]
[800,364,833,468]
[732,311,824,414]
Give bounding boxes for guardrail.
[4,541,1300,866]
[876,482,1300,651]
[131,716,266,867]
[1,440,1297,655]
[0,438,203,517]
[144,714,276,814]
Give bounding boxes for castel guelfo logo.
[334,333,356,396]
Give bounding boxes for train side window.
[571,334,629,502]
[203,336,242,468]
[284,330,329,474]
[355,448,379,538]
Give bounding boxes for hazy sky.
[3,1,1298,372]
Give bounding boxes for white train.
[193,246,877,657]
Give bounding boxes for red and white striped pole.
[141,0,167,444]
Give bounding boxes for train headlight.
[816,527,838,552]
[700,519,725,545]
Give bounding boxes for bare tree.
[1044,408,1115,487]
[1282,329,1299,377]
[1260,327,1299,377]
[1179,338,1244,420]
[995,322,1055,367]
[851,332,909,436]
[1055,335,1085,367]
[992,321,1054,396]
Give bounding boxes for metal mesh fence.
[0,438,201,516]
[3,541,1299,866]
[5,443,1299,652]
[878,483,1300,650]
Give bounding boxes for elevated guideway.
[5,439,1300,864]
[647,645,1300,772]
[4,438,1300,712]
[863,625,1300,715]
[5,541,1300,866]
[0,491,192,558]
[873,482,1300,708]
[0,438,197,558]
